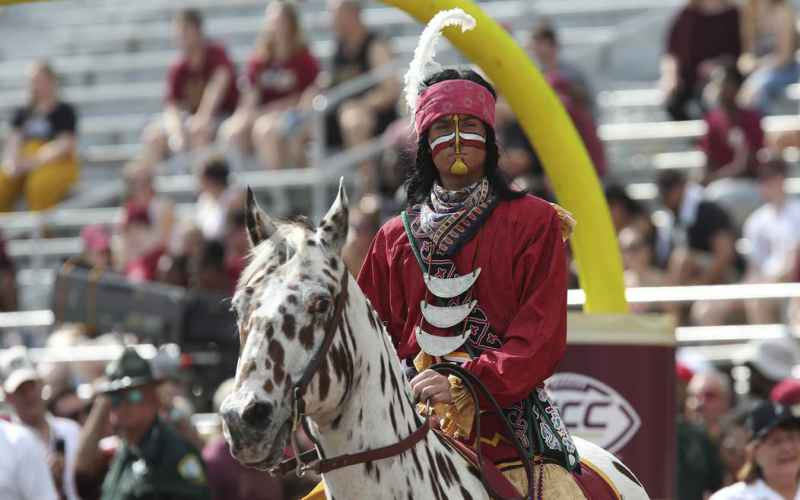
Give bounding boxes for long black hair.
[404,68,525,206]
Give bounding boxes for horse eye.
[308,296,331,314]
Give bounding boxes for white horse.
[220,183,649,499]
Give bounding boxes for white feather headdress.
[403,8,477,116]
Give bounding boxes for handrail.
[0,310,54,329]
[599,83,800,110]
[599,114,800,142]
[5,343,222,365]
[625,177,800,202]
[676,323,792,345]
[568,282,800,307]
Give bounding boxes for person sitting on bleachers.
[193,154,243,242]
[742,157,800,323]
[529,20,596,116]
[220,1,320,170]
[142,8,239,164]
[739,0,799,114]
[114,161,175,281]
[190,240,230,294]
[620,227,665,314]
[656,169,738,324]
[700,64,765,185]
[341,194,381,276]
[0,60,79,212]
[497,22,605,184]
[120,204,167,283]
[605,184,654,237]
[322,0,400,192]
[661,0,742,121]
[223,208,249,286]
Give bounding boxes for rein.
[269,270,433,477]
[429,363,539,500]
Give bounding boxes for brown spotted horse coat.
[220,181,650,499]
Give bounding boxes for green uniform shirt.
[676,417,723,500]
[101,418,211,500]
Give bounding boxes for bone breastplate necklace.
[414,243,481,358]
[400,209,485,358]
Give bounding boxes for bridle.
[269,269,432,477]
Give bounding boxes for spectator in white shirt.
[1,347,81,500]
[743,158,800,323]
[710,401,800,500]
[194,155,243,242]
[0,420,58,500]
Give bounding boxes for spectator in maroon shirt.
[549,74,606,178]
[700,64,765,184]
[142,9,239,163]
[121,204,166,283]
[661,0,742,121]
[220,1,320,170]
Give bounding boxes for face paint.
[428,115,487,176]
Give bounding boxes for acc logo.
[546,372,640,453]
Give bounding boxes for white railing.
[567,282,800,306]
[19,343,221,366]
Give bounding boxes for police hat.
[97,347,156,394]
[747,400,800,441]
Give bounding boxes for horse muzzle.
[220,395,288,470]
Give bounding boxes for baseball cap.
[771,379,800,407]
[1,347,40,394]
[676,361,694,384]
[747,400,800,441]
[80,224,111,253]
[97,347,156,394]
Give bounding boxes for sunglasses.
[109,389,144,408]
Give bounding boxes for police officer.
[75,348,211,500]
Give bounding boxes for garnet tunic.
[357,194,568,462]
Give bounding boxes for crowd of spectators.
[675,335,800,499]
[2,0,800,497]
[0,333,319,499]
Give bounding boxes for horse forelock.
[238,222,311,289]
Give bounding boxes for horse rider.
[305,10,583,499]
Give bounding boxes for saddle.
[437,430,619,500]
[434,429,528,499]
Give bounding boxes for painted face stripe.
[429,131,455,150]
[431,142,451,158]
[459,138,486,150]
[459,131,485,143]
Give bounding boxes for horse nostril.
[241,400,273,428]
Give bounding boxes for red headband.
[414,79,496,135]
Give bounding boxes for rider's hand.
[410,369,452,405]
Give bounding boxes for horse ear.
[245,187,278,248]
[318,178,349,254]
